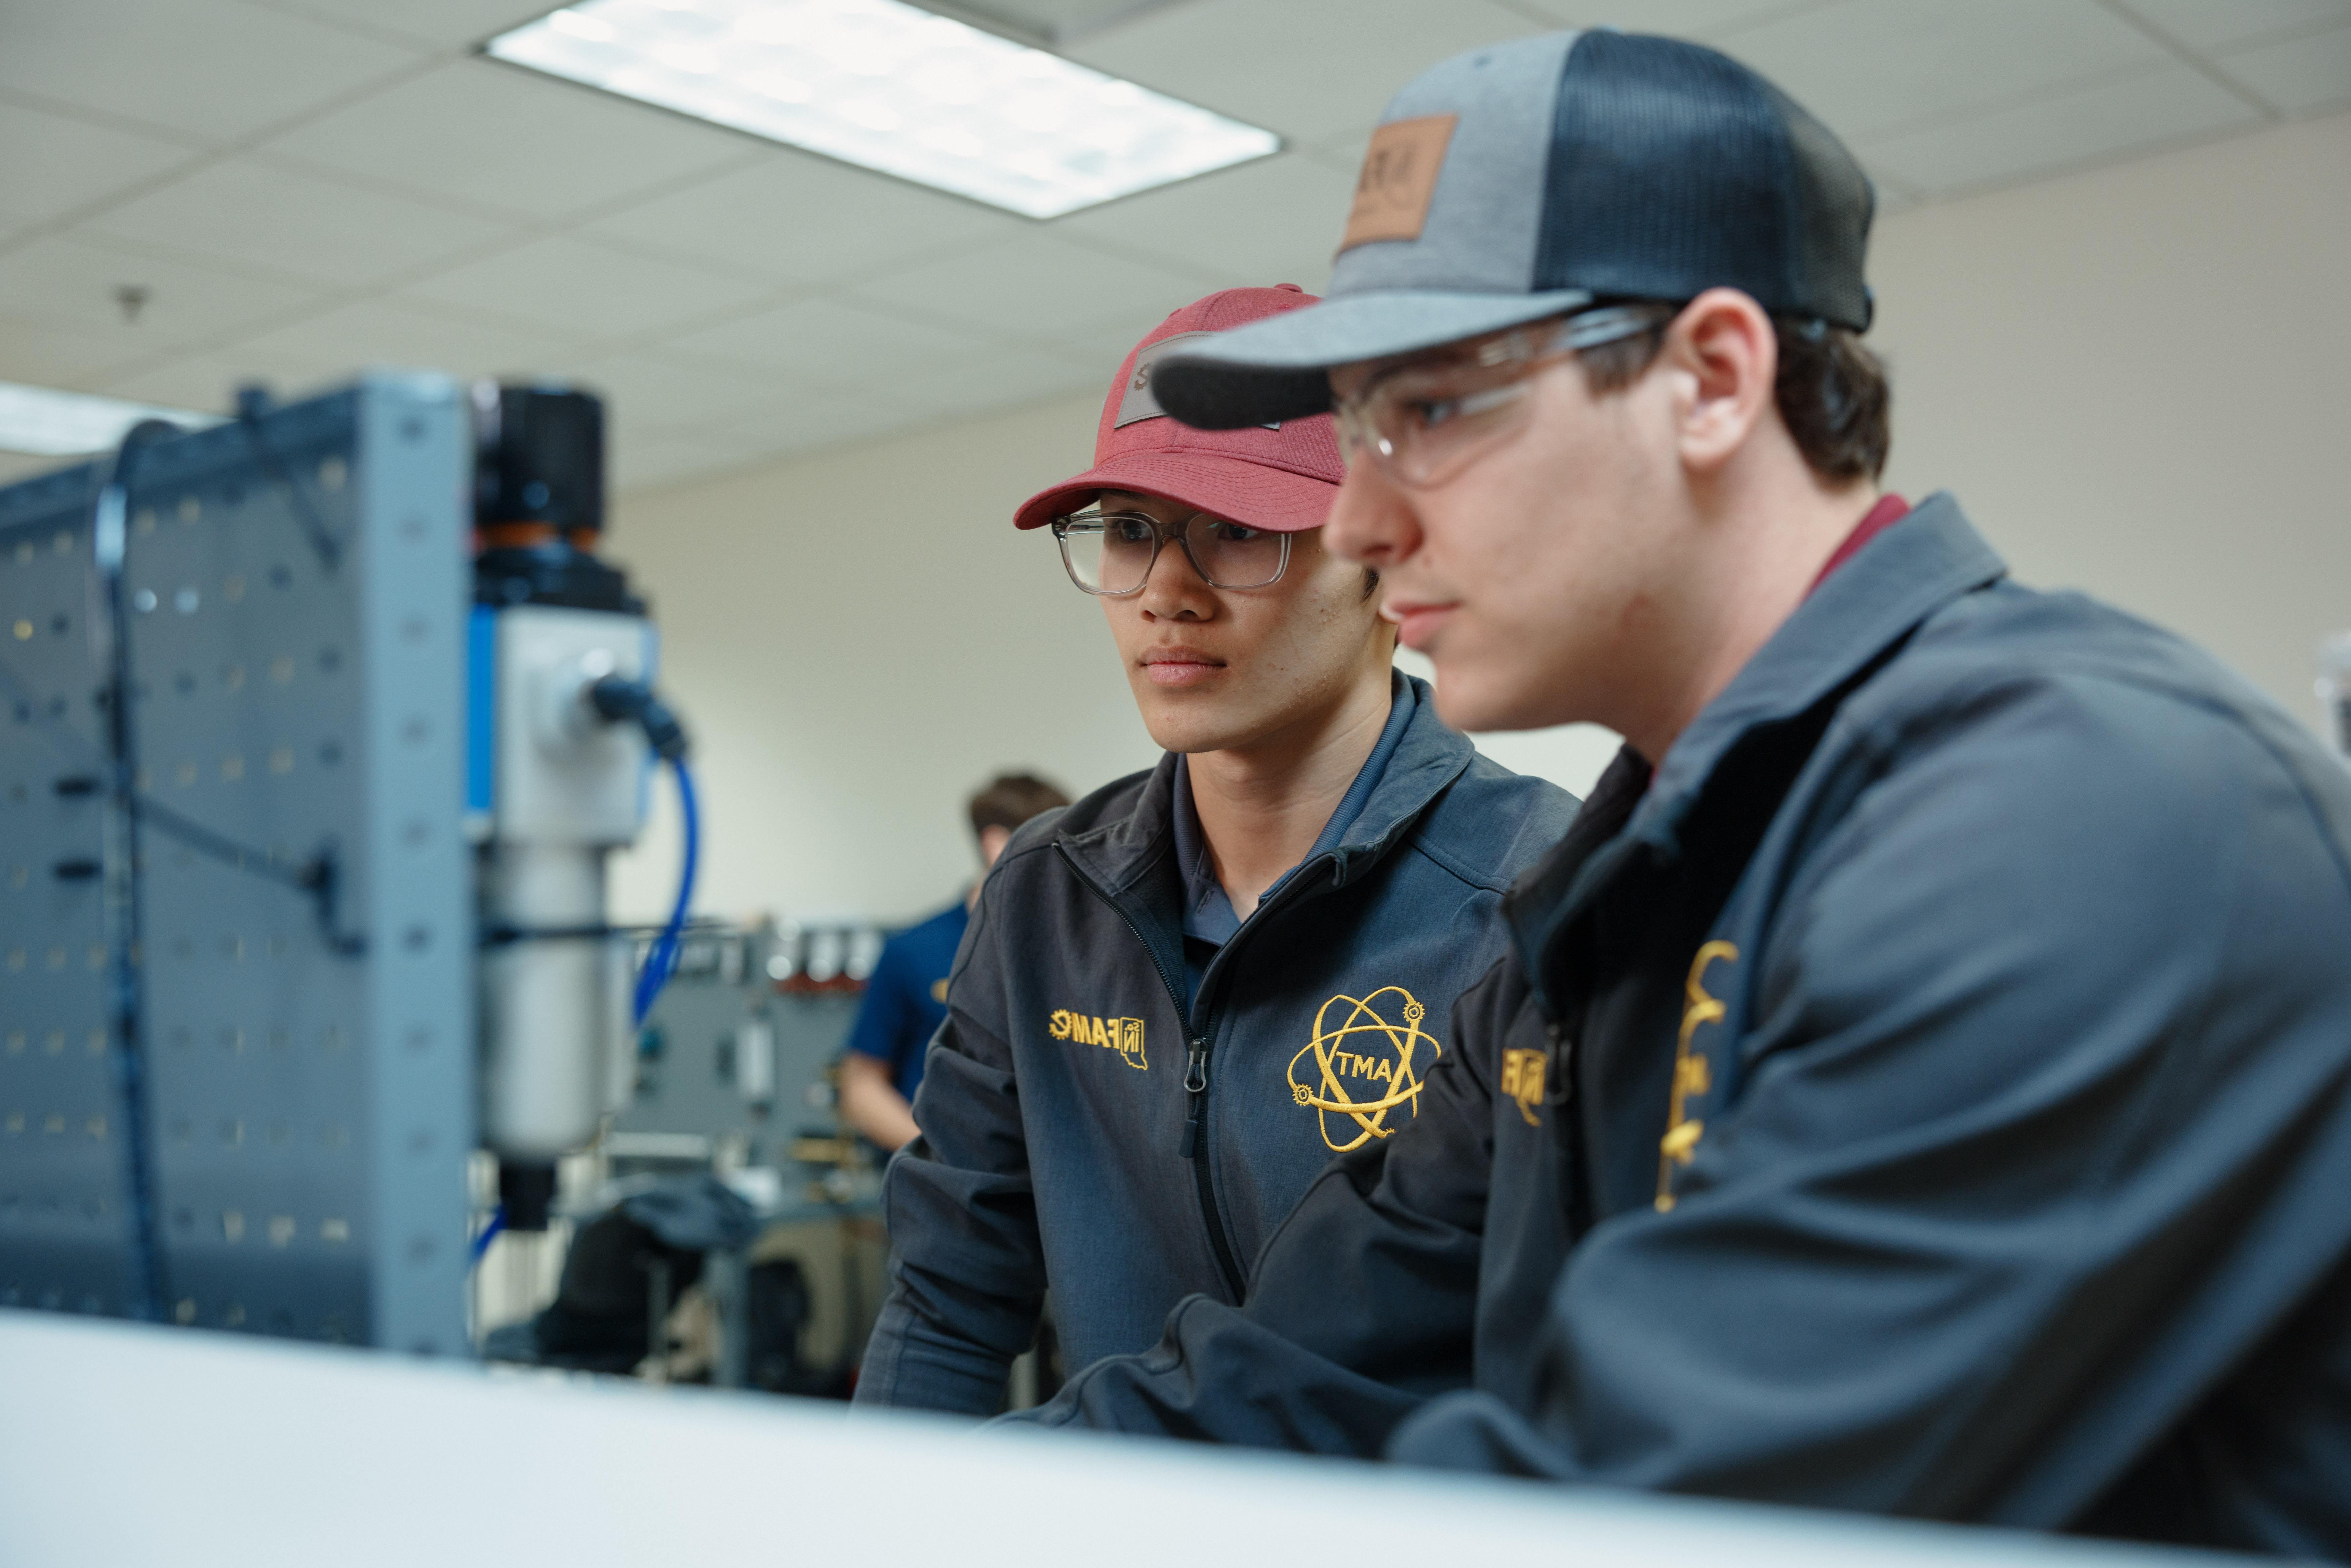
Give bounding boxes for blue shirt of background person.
[843,901,969,1102]
[838,773,1070,1152]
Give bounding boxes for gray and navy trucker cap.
[1153,29,1876,431]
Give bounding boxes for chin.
[1134,694,1233,756]
[1428,665,1577,735]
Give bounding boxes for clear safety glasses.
[1333,304,1674,489]
[1051,507,1291,597]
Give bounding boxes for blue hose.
[631,756,699,1026]
[469,1205,506,1266]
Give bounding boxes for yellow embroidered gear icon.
[1287,987,1443,1152]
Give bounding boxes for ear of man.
[1577,292,1892,484]
[1658,288,1782,482]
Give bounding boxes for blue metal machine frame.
[0,375,474,1355]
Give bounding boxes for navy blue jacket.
[854,676,1579,1414]
[1014,498,2351,1558]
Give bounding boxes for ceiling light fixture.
[0,380,218,458]
[485,0,1281,219]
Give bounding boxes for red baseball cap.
[1011,284,1342,533]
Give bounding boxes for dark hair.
[1576,304,1891,482]
[969,772,1070,839]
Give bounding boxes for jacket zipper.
[1056,842,1340,1302]
[1166,862,1343,1298]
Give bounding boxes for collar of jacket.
[1504,493,2010,1021]
[1055,672,1478,904]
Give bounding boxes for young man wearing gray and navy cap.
[852,286,1576,1416]
[1005,32,2351,1555]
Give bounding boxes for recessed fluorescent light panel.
[0,381,217,457]
[486,0,1281,218]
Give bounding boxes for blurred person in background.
[853,286,1580,1416]
[838,773,1068,1152]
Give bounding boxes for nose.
[1134,530,1216,620]
[1324,461,1421,569]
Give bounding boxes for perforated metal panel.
[0,374,474,1354]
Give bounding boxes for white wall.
[1872,110,2351,720]
[610,111,2351,926]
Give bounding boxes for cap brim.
[1013,447,1337,533]
[1153,288,1596,430]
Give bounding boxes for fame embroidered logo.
[1046,1008,1147,1071]
[1499,1048,1545,1127]
[1287,987,1441,1152]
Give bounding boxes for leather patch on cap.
[1115,331,1212,429]
[1116,331,1278,430]
[1340,114,1456,252]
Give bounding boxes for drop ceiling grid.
[0,0,2339,493]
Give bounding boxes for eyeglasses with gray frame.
[1051,507,1291,596]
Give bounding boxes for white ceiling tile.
[0,310,154,389]
[659,296,994,384]
[1504,0,1836,34]
[847,231,1214,342]
[226,297,586,380]
[0,102,201,226]
[1721,0,2172,139]
[554,350,812,442]
[609,389,925,488]
[1045,317,1161,386]
[705,388,923,459]
[579,150,1024,289]
[609,430,763,494]
[253,0,559,51]
[1859,156,1929,211]
[396,235,776,340]
[899,344,1106,422]
[2218,21,2351,112]
[82,157,516,286]
[2112,0,2351,51]
[1859,65,2259,194]
[1066,0,1543,142]
[0,235,324,350]
[1055,153,1350,293]
[259,59,756,224]
[95,345,330,414]
[1295,126,1375,181]
[0,0,420,144]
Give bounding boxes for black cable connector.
[587,674,689,761]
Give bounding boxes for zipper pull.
[1544,1018,1573,1106]
[1179,1038,1210,1159]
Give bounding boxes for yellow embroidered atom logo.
[1287,987,1442,1152]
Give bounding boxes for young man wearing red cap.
[1005,32,2351,1554]
[852,286,1578,1416]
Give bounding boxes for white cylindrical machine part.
[735,1017,776,1105]
[481,842,611,1158]
[603,935,637,1116]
